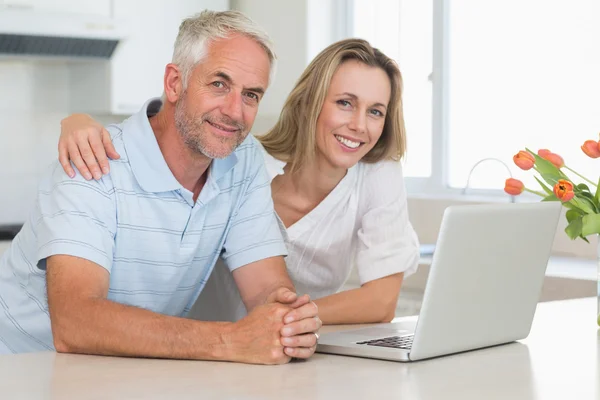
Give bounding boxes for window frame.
[346,0,515,200]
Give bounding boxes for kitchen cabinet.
[2,0,111,17]
[69,0,229,115]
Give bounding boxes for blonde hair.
[258,38,406,173]
[172,10,277,88]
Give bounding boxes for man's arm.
[232,256,321,359]
[47,255,293,364]
[232,255,295,312]
[219,139,321,359]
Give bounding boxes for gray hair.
[172,10,277,89]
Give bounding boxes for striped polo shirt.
[0,99,287,354]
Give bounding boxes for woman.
[57,38,420,324]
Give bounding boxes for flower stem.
[524,188,546,197]
[564,165,597,187]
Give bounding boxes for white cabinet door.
[3,0,111,17]
[109,0,229,114]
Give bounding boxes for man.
[0,10,320,364]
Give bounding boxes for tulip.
[537,149,551,158]
[581,140,600,158]
[537,149,565,168]
[553,179,575,202]
[513,150,535,170]
[504,178,524,196]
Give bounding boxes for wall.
[230,0,347,135]
[2,1,592,259]
[0,59,123,225]
[230,0,309,135]
[0,1,343,225]
[407,195,597,259]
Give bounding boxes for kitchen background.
[0,0,320,227]
[0,0,597,313]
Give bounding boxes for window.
[351,0,600,195]
[448,0,600,191]
[352,0,433,179]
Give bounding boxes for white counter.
[0,297,597,399]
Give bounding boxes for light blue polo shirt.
[0,99,287,354]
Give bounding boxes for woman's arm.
[58,114,120,180]
[314,273,404,324]
[316,161,419,325]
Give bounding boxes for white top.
[190,143,420,321]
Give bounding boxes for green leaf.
[527,148,568,179]
[594,176,600,204]
[540,173,561,187]
[534,176,554,195]
[566,209,583,223]
[577,191,595,200]
[576,183,591,193]
[565,215,583,239]
[580,235,590,244]
[570,197,596,214]
[541,195,559,202]
[581,214,600,237]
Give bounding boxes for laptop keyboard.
[356,334,414,350]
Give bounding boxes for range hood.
[0,9,127,59]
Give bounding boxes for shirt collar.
[122,98,239,194]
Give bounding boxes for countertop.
[0,297,598,400]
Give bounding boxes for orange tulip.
[504,178,524,196]
[537,149,564,168]
[513,150,535,170]
[537,149,551,158]
[553,179,575,202]
[581,140,600,158]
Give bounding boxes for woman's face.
[315,60,391,171]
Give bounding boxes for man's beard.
[174,95,247,159]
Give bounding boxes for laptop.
[316,201,562,362]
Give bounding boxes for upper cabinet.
[69,0,229,115]
[2,0,112,17]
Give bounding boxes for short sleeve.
[221,145,288,271]
[35,163,117,272]
[355,161,420,284]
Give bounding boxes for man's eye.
[246,92,259,100]
[213,81,225,88]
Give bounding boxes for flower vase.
[597,236,600,327]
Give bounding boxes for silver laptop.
[316,202,561,362]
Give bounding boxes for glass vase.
[597,236,600,327]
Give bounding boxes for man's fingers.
[280,332,318,348]
[284,345,316,359]
[58,142,75,178]
[281,314,322,337]
[102,128,121,160]
[269,287,297,304]
[67,141,92,180]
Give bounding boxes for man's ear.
[163,63,183,103]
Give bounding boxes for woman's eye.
[337,100,351,107]
[370,109,384,117]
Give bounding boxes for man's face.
[175,34,270,159]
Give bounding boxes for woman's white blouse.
[189,144,420,322]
